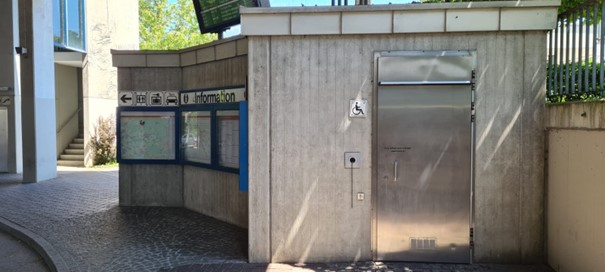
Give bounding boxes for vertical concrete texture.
[119,164,183,206]
[248,36,272,263]
[117,67,183,207]
[182,56,247,89]
[83,0,139,166]
[183,166,248,228]
[248,32,547,263]
[547,129,605,272]
[19,0,57,182]
[55,64,80,156]
[0,0,22,173]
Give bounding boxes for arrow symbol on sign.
[120,94,132,103]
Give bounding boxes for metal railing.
[548,0,605,102]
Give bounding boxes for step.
[57,160,84,167]
[72,138,84,144]
[64,149,84,155]
[59,154,84,160]
[69,143,84,149]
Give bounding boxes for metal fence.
[548,0,605,102]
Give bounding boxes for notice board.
[119,111,176,161]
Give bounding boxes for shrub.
[89,116,116,165]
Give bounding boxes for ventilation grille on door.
[410,237,437,250]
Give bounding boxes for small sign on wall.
[349,99,367,118]
[0,97,11,106]
[118,91,179,107]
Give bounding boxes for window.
[54,0,86,52]
[181,111,212,164]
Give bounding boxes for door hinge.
[471,114,475,123]
[470,227,474,248]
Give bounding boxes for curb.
[0,216,69,272]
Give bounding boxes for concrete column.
[0,0,23,173]
[19,0,57,182]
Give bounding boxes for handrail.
[56,108,82,135]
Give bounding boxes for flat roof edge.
[241,1,560,36]
[240,0,561,14]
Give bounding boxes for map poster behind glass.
[182,111,211,164]
[217,110,239,168]
[120,111,176,160]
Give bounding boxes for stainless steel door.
[375,51,473,263]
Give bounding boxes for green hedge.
[547,61,605,103]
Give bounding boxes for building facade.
[0,0,138,180]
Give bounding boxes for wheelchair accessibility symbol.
[349,99,367,118]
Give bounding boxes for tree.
[139,0,217,50]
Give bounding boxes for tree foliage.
[139,0,217,50]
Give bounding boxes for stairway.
[57,133,85,167]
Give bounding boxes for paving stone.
[0,167,555,272]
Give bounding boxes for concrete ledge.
[546,101,605,130]
[241,0,560,36]
[0,216,69,272]
[112,36,248,68]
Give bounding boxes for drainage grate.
[410,237,437,250]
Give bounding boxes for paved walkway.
[0,167,555,272]
[0,229,49,272]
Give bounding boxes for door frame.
[370,50,477,263]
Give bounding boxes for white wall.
[546,102,605,272]
[55,64,79,155]
[83,0,139,166]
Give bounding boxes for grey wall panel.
[119,164,183,206]
[248,37,272,263]
[130,68,182,90]
[183,166,248,228]
[472,32,525,263]
[520,31,546,264]
[0,108,8,172]
[182,56,247,90]
[269,35,373,263]
[248,32,546,263]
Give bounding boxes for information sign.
[217,110,239,168]
[0,97,11,106]
[180,88,245,105]
[119,91,179,107]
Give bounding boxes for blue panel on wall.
[239,101,248,192]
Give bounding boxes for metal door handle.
[393,160,398,182]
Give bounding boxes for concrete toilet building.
[113,0,559,265]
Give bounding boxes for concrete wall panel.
[119,164,183,206]
[182,56,247,90]
[183,166,248,228]
[55,64,80,156]
[248,37,272,263]
[249,32,546,263]
[547,129,605,272]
